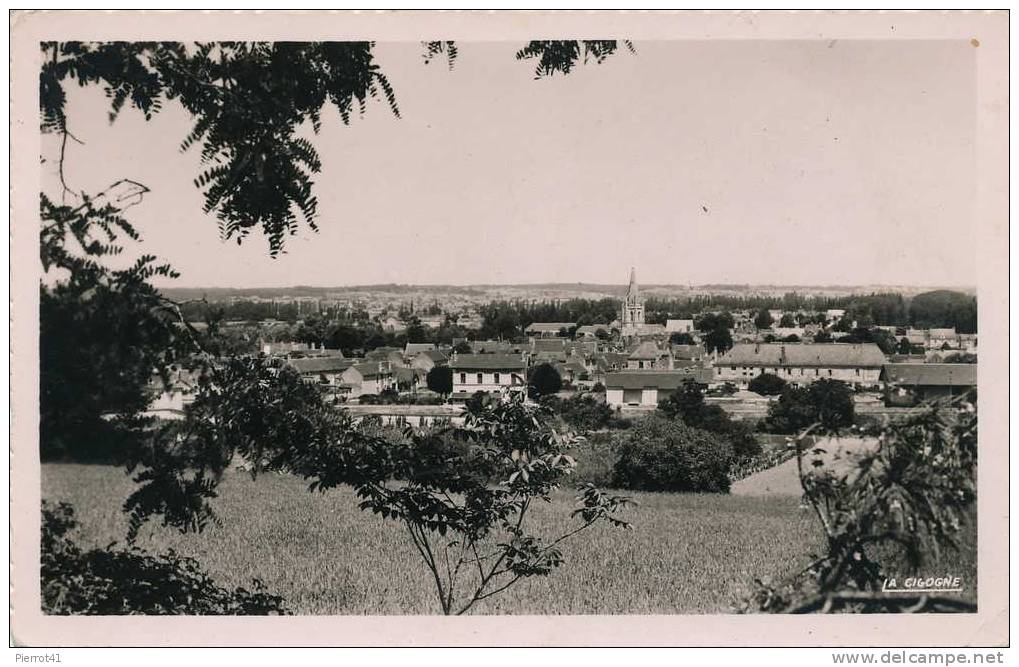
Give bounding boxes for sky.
[44,40,977,289]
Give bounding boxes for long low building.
[880,363,977,405]
[525,322,577,338]
[715,343,886,387]
[341,404,466,427]
[604,368,714,408]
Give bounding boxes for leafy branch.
[41,40,633,257]
[740,396,977,614]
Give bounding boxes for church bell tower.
[621,267,645,335]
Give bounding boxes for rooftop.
[525,322,577,333]
[450,354,527,370]
[718,343,887,368]
[288,357,357,374]
[604,368,714,390]
[880,363,977,387]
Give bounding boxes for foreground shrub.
[612,415,733,493]
[41,501,288,615]
[740,399,977,614]
[658,384,760,461]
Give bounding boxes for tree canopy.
[42,40,632,256]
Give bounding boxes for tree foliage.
[528,363,563,398]
[748,372,787,397]
[696,312,734,354]
[763,379,855,435]
[669,332,695,345]
[612,415,733,493]
[426,365,453,395]
[754,309,774,330]
[542,394,616,432]
[42,40,631,257]
[515,40,634,78]
[908,290,977,334]
[42,501,287,615]
[39,190,198,461]
[657,383,760,461]
[743,399,977,613]
[839,327,897,355]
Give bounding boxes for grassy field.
[42,448,977,614]
[43,463,826,615]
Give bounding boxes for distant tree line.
[646,290,975,333]
[180,290,975,345]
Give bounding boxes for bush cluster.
[611,415,733,493]
[358,389,443,405]
[657,384,761,461]
[763,379,855,434]
[542,394,629,433]
[748,372,787,396]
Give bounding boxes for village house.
[457,315,484,330]
[261,341,312,356]
[411,349,449,373]
[665,319,695,334]
[287,356,357,386]
[904,328,928,347]
[531,338,568,356]
[826,309,847,324]
[417,314,446,329]
[380,315,406,333]
[927,327,960,350]
[393,367,423,392]
[340,361,396,397]
[627,341,670,370]
[449,353,527,397]
[555,359,590,385]
[588,352,629,384]
[471,339,526,355]
[604,368,715,408]
[575,324,611,339]
[670,344,707,363]
[404,342,436,358]
[365,346,406,368]
[143,367,200,420]
[525,322,577,338]
[714,342,887,388]
[880,363,977,405]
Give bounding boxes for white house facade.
[449,354,527,396]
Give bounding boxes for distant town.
[152,269,977,422]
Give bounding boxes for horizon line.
[158,281,978,292]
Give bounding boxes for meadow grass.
[43,463,827,615]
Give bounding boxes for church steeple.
[627,267,639,298]
[621,267,645,334]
